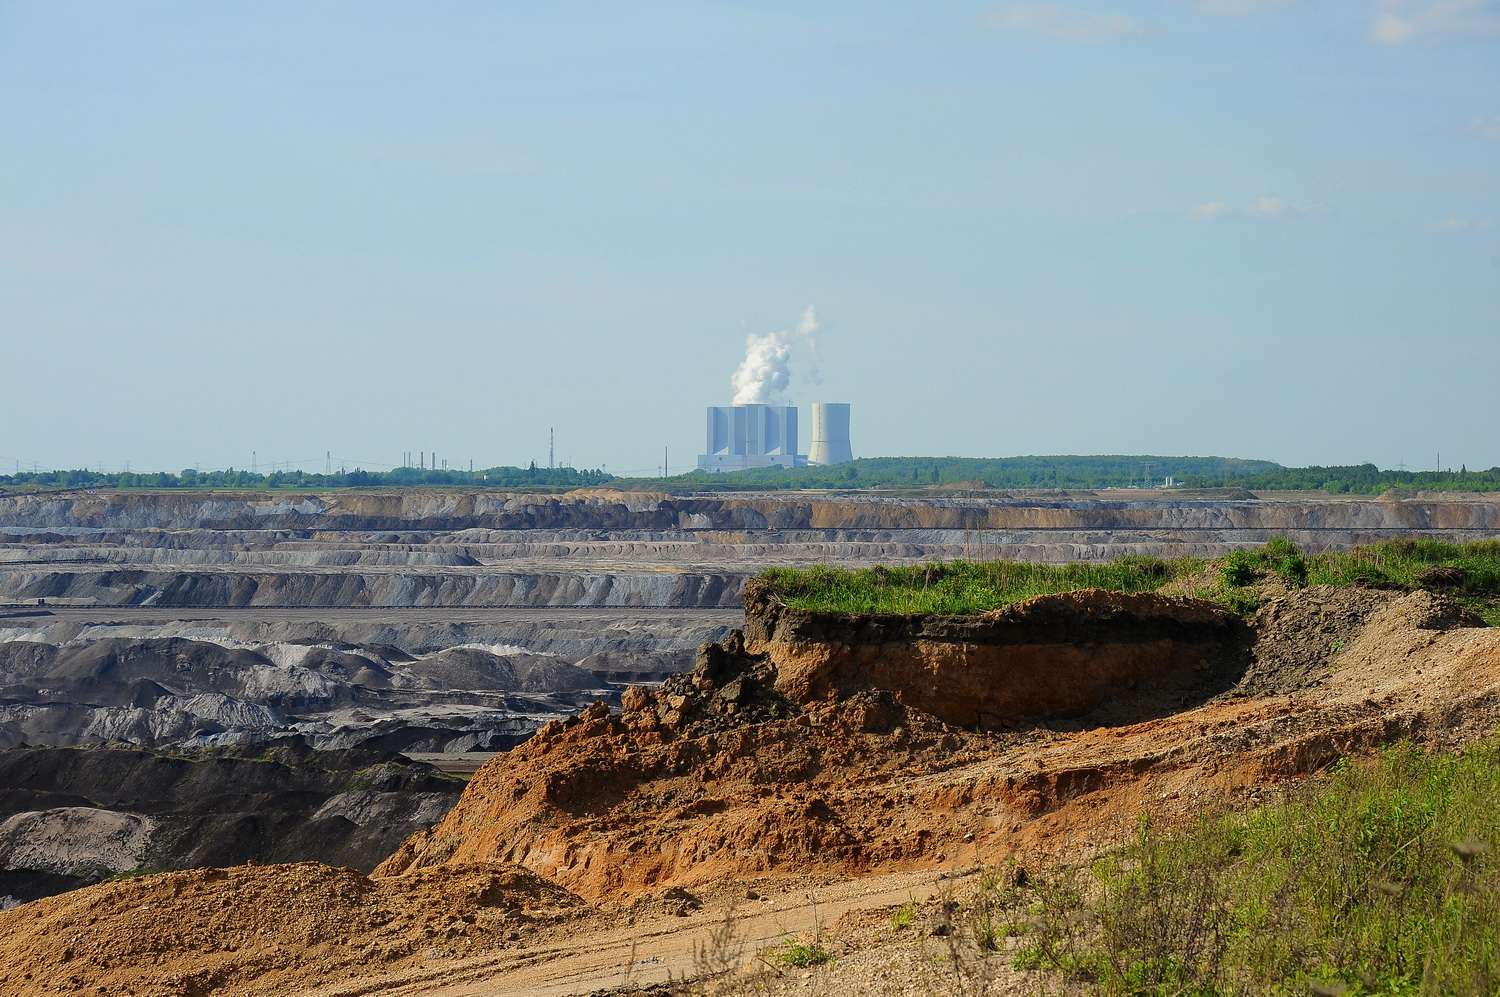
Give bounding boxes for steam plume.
[730,306,820,405]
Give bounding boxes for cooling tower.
[808,403,853,465]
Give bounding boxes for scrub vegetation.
[761,538,1500,623]
[983,738,1500,997]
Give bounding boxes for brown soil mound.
[377,587,1500,901]
[0,861,580,997]
[1235,584,1485,697]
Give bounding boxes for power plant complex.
[697,403,852,472]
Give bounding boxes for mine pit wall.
[736,580,1247,726]
[1,489,1498,533]
[2,490,1498,610]
[0,568,750,609]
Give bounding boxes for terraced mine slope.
[1,488,1497,610]
[3,574,1498,996]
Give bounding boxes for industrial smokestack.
[808,403,852,465]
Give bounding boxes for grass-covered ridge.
[1002,738,1500,996]
[761,538,1500,622]
[763,557,1205,616]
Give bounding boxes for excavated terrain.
[0,743,463,906]
[3,549,1500,993]
[2,488,1497,609]
[0,606,733,754]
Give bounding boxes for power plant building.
[697,403,852,472]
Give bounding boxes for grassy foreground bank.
[761,539,1500,623]
[974,738,1500,997]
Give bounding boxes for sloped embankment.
[375,582,1254,896]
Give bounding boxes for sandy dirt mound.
[0,861,581,997]
[379,587,1500,904]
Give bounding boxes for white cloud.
[1185,196,1327,221]
[1469,116,1500,138]
[1425,217,1497,233]
[1372,11,1417,40]
[986,3,1152,42]
[1194,0,1289,14]
[1247,196,1289,216]
[1370,0,1500,43]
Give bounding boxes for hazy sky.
[2,1,1497,476]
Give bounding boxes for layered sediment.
[2,488,1496,611]
[2,488,1498,533]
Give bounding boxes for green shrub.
[771,938,835,967]
[1018,738,1500,996]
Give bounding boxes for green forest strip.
[761,539,1500,624]
[5,455,1500,493]
[995,738,1500,996]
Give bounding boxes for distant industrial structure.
[807,403,853,466]
[697,403,852,472]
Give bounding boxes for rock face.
[737,579,1246,726]
[0,743,463,905]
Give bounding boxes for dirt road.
[298,870,953,997]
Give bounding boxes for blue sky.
[2,1,1496,476]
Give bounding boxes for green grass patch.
[762,556,1204,616]
[770,938,836,967]
[1010,737,1500,996]
[760,538,1500,621]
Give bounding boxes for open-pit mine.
[0,487,1498,994]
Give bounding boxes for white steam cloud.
[730,306,821,405]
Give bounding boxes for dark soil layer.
[0,743,462,904]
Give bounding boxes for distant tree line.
[4,456,1499,494]
[622,455,1286,491]
[1174,462,1500,495]
[0,464,611,491]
